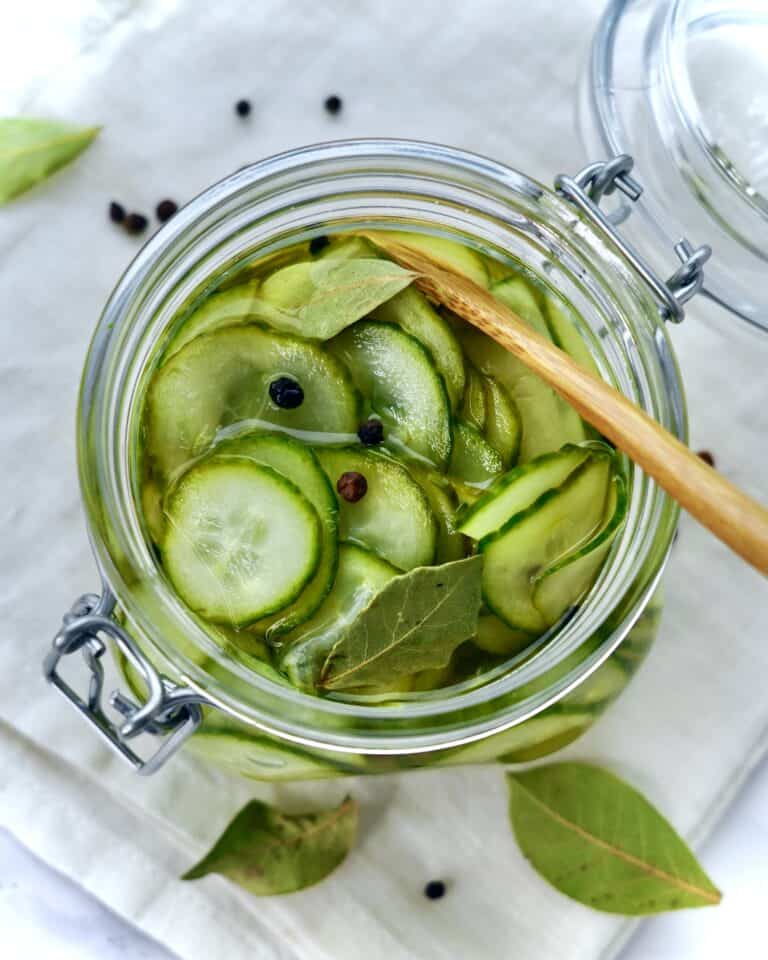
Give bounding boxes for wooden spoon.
[365,234,768,576]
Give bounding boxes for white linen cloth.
[1,2,766,958]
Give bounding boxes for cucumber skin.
[478,454,611,631]
[457,444,593,541]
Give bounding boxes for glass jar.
[579,0,768,333]
[47,139,683,780]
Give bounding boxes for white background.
[1,2,767,958]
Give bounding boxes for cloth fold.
[1,2,766,958]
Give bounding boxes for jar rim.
[79,138,684,754]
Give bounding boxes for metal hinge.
[555,154,711,323]
[44,588,211,775]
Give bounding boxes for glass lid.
[581,0,768,334]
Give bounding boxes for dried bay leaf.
[183,795,358,895]
[0,118,100,204]
[257,258,415,339]
[320,555,483,690]
[507,763,721,915]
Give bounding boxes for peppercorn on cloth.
[1,2,767,959]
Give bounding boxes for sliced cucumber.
[458,444,593,541]
[140,478,165,545]
[449,421,504,483]
[482,376,521,468]
[459,326,588,462]
[436,711,592,765]
[472,612,534,656]
[186,731,348,780]
[406,463,466,562]
[371,286,466,412]
[146,325,361,479]
[368,231,489,287]
[329,321,452,467]
[450,477,485,507]
[533,469,626,625]
[162,458,321,627]
[166,281,263,359]
[491,276,551,339]
[545,298,600,375]
[213,430,338,636]
[560,657,628,708]
[317,234,466,409]
[460,365,487,430]
[279,543,398,691]
[480,455,612,632]
[317,235,380,260]
[315,446,437,570]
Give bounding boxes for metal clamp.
[555,155,711,322]
[44,588,210,775]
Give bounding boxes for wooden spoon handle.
[372,237,768,575]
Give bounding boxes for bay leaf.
[320,555,483,690]
[258,258,415,339]
[183,795,358,895]
[507,763,721,915]
[0,118,100,204]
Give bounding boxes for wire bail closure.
[555,154,711,322]
[44,587,211,775]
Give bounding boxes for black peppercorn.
[324,94,343,115]
[337,471,367,503]
[357,419,384,446]
[109,201,125,224]
[124,212,149,235]
[235,98,252,117]
[424,880,446,900]
[269,376,304,409]
[309,235,330,255]
[156,199,178,223]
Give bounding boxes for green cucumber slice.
[280,543,399,691]
[315,446,437,570]
[479,455,612,632]
[560,657,628,708]
[449,421,504,484]
[545,298,600,375]
[329,321,452,467]
[162,458,321,627]
[370,231,489,287]
[186,731,348,780]
[146,325,361,479]
[167,281,262,358]
[459,326,588,462]
[213,430,338,635]
[460,365,487,430]
[370,287,466,412]
[317,234,466,409]
[472,612,534,656]
[533,469,626,625]
[458,444,593,541]
[406,463,466,562]
[482,376,521,468]
[436,712,592,765]
[140,478,165,545]
[491,276,551,339]
[317,235,379,260]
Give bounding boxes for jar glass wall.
[79,140,683,778]
[578,0,768,334]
